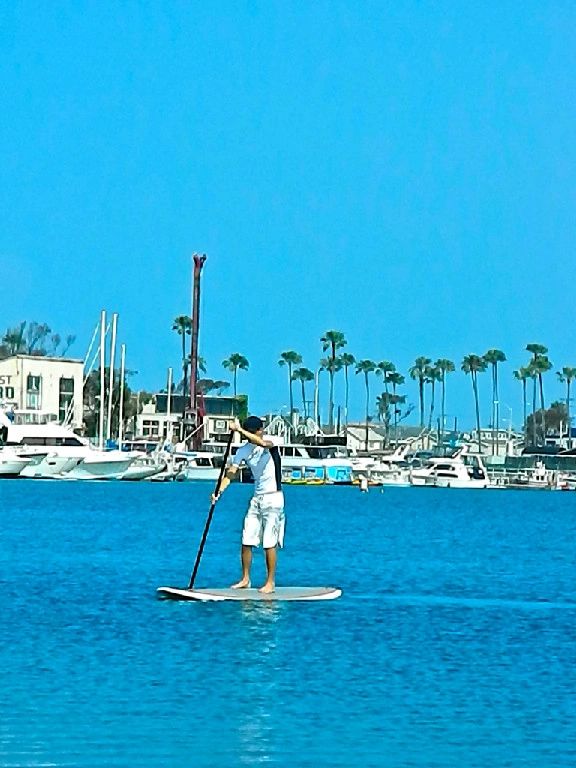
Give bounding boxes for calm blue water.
[1,480,575,767]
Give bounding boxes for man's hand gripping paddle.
[188,429,235,589]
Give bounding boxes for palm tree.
[526,361,539,445]
[339,352,356,427]
[376,361,396,394]
[320,356,343,429]
[321,330,347,431]
[355,359,376,451]
[513,367,530,442]
[461,354,487,454]
[292,367,315,418]
[426,365,442,433]
[526,344,548,445]
[387,371,405,443]
[434,359,455,443]
[222,353,249,397]
[483,349,507,455]
[557,367,576,448]
[172,315,192,406]
[409,357,432,432]
[278,351,302,416]
[533,353,552,442]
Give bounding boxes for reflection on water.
[236,601,285,765]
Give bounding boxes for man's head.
[242,415,264,435]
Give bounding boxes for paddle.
[188,429,235,589]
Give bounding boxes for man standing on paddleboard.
[211,416,284,594]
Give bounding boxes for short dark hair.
[242,415,264,433]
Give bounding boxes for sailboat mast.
[118,343,126,449]
[98,310,106,450]
[106,312,118,441]
[189,253,206,450]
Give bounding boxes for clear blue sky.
[2,1,575,429]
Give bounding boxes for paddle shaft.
[188,430,235,588]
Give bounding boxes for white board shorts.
[242,491,285,549]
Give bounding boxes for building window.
[59,377,75,423]
[26,374,42,410]
[143,419,159,437]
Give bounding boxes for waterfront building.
[0,354,84,428]
[135,392,247,444]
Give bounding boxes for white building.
[0,354,84,428]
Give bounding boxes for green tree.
[321,330,347,431]
[320,356,343,429]
[2,322,26,355]
[483,349,507,455]
[355,359,376,451]
[409,356,432,431]
[278,351,302,416]
[387,371,405,443]
[526,402,567,445]
[172,315,192,407]
[223,353,249,397]
[461,354,487,454]
[292,366,315,418]
[513,367,531,442]
[533,353,553,442]
[526,344,549,445]
[434,359,455,441]
[376,360,396,395]
[557,367,576,448]
[425,365,442,433]
[339,352,356,427]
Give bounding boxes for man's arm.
[212,462,240,503]
[232,419,274,448]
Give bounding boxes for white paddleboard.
[157,586,342,602]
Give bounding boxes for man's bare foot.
[230,579,251,589]
[258,583,275,594]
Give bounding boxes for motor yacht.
[410,447,489,489]
[0,410,135,480]
[0,446,33,477]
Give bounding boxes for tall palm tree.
[483,349,507,455]
[533,353,552,442]
[292,366,315,418]
[426,364,442,433]
[278,351,302,416]
[172,315,192,406]
[409,356,432,432]
[557,366,576,448]
[321,330,347,431]
[513,367,530,442]
[339,352,356,427]
[387,371,405,443]
[526,362,539,445]
[222,353,249,397]
[376,361,396,394]
[434,358,455,442]
[461,354,487,454]
[355,359,376,451]
[526,344,548,445]
[320,356,343,430]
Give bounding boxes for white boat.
[351,444,412,487]
[273,442,353,485]
[119,454,166,481]
[0,446,32,477]
[0,411,135,481]
[176,451,224,482]
[410,447,489,489]
[495,460,572,491]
